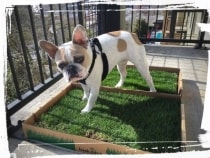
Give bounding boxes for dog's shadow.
[93,92,181,152]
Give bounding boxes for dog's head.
[39,25,91,82]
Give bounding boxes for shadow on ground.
[181,79,209,151]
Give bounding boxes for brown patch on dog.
[108,31,121,37]
[117,38,127,52]
[131,33,142,45]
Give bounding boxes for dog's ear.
[39,40,58,59]
[72,24,88,48]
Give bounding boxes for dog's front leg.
[81,86,100,113]
[81,84,90,100]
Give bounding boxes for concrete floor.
[145,45,208,151]
[9,45,209,157]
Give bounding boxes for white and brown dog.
[39,24,156,113]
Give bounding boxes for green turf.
[102,67,178,94]
[35,88,181,153]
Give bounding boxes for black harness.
[79,38,109,85]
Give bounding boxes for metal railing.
[6,2,97,132]
[127,5,210,46]
[6,1,210,133]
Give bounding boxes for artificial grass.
[102,67,178,94]
[35,88,181,153]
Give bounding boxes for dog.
[39,24,156,113]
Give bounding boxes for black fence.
[127,5,210,47]
[6,1,210,133]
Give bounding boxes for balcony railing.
[6,1,210,133]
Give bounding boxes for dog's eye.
[74,56,84,63]
[58,62,67,70]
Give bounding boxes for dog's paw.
[82,95,88,101]
[150,88,157,92]
[81,104,93,113]
[81,108,91,113]
[115,82,123,88]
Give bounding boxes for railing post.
[6,109,11,130]
[97,4,105,34]
[195,10,209,49]
[14,6,34,91]
[77,1,83,25]
[49,4,58,45]
[40,4,54,78]
[58,4,66,43]
[28,5,45,84]
[97,4,120,34]
[169,11,177,39]
[120,5,126,30]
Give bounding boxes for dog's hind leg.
[130,47,156,92]
[115,60,128,88]
[136,65,156,92]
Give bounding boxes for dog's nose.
[66,65,78,76]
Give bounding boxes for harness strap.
[101,51,108,80]
[79,38,109,85]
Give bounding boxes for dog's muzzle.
[66,65,78,76]
[63,64,82,82]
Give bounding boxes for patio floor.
[146,45,208,151]
[9,44,209,157]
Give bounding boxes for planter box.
[102,65,183,98]
[22,66,185,154]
